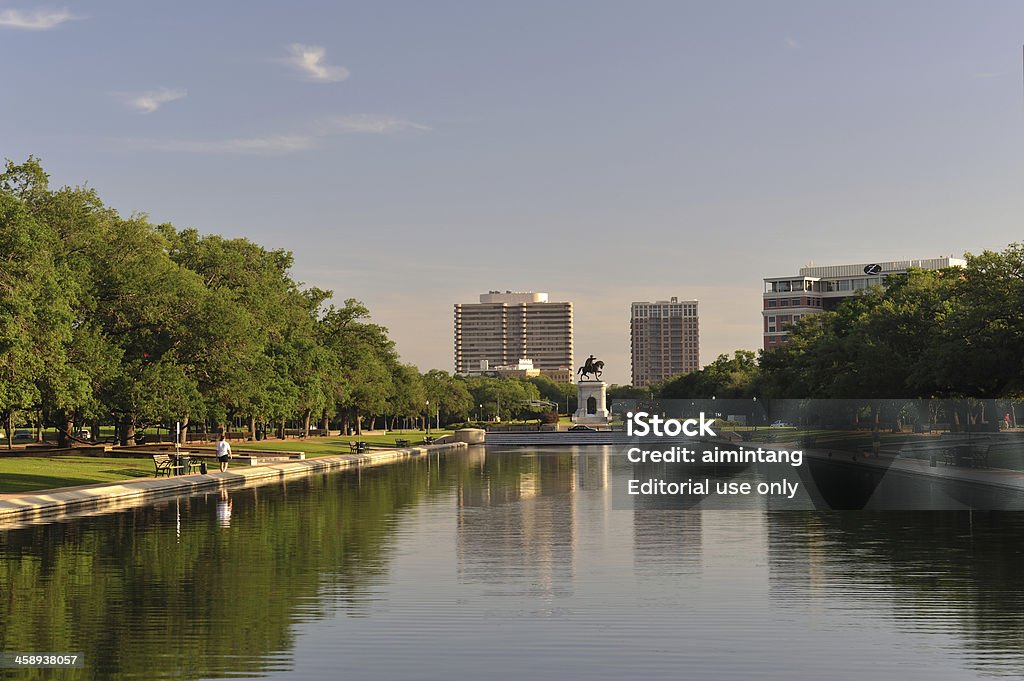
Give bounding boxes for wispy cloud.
[123,135,317,155]
[285,43,350,82]
[119,87,187,113]
[784,37,800,50]
[0,7,80,29]
[117,114,429,155]
[316,114,431,134]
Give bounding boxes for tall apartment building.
[762,257,966,350]
[454,291,573,375]
[630,297,700,387]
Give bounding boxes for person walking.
[216,433,232,472]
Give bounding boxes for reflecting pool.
[1,446,1022,680]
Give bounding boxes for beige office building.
[630,297,700,387]
[454,291,573,375]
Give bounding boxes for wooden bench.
[394,438,410,448]
[349,441,367,453]
[153,454,184,477]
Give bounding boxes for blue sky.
[2,1,1023,383]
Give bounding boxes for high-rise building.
[762,257,966,350]
[630,297,699,387]
[454,291,573,375]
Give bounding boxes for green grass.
[0,456,156,493]
[0,431,457,493]
[237,431,454,457]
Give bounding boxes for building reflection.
[454,447,612,599]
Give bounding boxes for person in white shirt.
[216,434,232,472]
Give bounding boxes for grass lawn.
[238,430,454,457]
[0,456,157,494]
[0,431,457,493]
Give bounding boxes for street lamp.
[425,400,430,435]
[479,404,483,423]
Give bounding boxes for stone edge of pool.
[0,442,468,528]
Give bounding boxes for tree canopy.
[0,158,581,445]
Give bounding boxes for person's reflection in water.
[216,488,233,528]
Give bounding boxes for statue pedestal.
[573,381,610,425]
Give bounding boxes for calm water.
[1,446,1023,680]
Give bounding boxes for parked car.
[770,420,791,428]
[13,429,32,440]
[569,425,596,431]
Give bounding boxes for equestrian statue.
[577,354,604,381]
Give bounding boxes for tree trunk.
[302,409,311,438]
[248,415,256,441]
[278,418,286,440]
[118,418,136,447]
[321,411,330,436]
[5,413,12,451]
[355,414,363,436]
[90,420,100,443]
[58,415,74,448]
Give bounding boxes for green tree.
[423,370,474,424]
[659,350,760,399]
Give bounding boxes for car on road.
[568,425,596,431]
[770,420,791,428]
[13,429,32,440]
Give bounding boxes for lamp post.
[479,404,483,423]
[425,400,430,436]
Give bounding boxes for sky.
[2,1,1023,384]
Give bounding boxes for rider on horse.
[577,354,603,380]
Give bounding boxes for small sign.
[864,263,882,275]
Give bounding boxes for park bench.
[349,441,367,454]
[423,435,435,445]
[942,442,990,468]
[394,438,410,447]
[970,443,990,468]
[153,454,184,477]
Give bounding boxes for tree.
[422,370,473,424]
[659,351,759,399]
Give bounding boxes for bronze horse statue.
[577,356,604,381]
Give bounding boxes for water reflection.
[455,449,584,599]
[0,448,1022,679]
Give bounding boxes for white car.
[770,420,791,427]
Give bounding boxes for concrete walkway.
[0,442,467,528]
